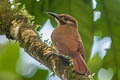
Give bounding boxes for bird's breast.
[51,26,80,56]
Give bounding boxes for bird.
[48,12,90,75]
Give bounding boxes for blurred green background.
[0,0,120,80]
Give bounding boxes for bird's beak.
[47,12,60,21]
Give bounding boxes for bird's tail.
[73,53,90,75]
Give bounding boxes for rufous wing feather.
[73,52,90,75]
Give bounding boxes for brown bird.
[48,12,90,75]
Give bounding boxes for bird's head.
[48,12,78,27]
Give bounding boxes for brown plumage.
[48,12,90,75]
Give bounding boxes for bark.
[0,0,90,80]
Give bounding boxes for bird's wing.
[52,34,85,58]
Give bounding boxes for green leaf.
[88,54,103,73]
[0,71,22,80]
[20,0,49,25]
[23,69,48,80]
[94,0,120,79]
[88,54,103,80]
[0,42,21,80]
[0,42,19,72]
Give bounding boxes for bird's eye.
[64,17,69,21]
